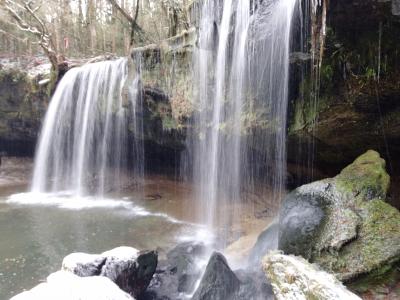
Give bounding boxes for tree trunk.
[87,0,97,54]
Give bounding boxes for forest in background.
[0,0,192,68]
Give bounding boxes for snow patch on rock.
[263,251,361,300]
[10,271,134,300]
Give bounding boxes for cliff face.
[0,31,195,172]
[1,1,399,188]
[288,0,400,187]
[129,29,195,173]
[0,67,48,156]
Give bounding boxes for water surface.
[0,174,203,299]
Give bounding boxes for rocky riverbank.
[253,150,400,298]
[9,150,400,299]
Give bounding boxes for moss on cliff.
[287,0,400,182]
[0,67,48,155]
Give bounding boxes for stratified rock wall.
[0,67,47,156]
[288,0,400,189]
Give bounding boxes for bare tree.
[0,0,192,61]
[3,0,58,70]
[108,0,151,46]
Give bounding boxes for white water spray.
[187,0,297,245]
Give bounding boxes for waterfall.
[187,0,297,245]
[31,58,144,196]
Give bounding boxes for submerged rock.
[10,271,134,300]
[278,150,400,281]
[262,251,361,300]
[62,246,157,298]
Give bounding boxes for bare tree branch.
[109,0,134,23]
[3,0,58,70]
[108,0,152,45]
[133,0,140,23]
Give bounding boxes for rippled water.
[0,177,206,300]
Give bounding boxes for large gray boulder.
[62,246,157,298]
[278,150,400,281]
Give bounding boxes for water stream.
[186,0,297,247]
[32,58,143,196]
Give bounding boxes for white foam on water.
[6,192,185,225]
[7,192,135,210]
[177,226,215,247]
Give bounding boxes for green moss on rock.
[335,150,390,202]
[279,150,400,287]
[317,199,400,281]
[0,67,48,155]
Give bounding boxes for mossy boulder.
[335,150,390,203]
[279,150,400,282]
[317,199,400,281]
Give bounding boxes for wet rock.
[62,246,157,298]
[248,222,279,266]
[10,270,134,300]
[101,247,158,298]
[278,150,400,281]
[191,252,274,300]
[279,181,341,259]
[263,251,361,300]
[142,242,206,300]
[192,252,240,300]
